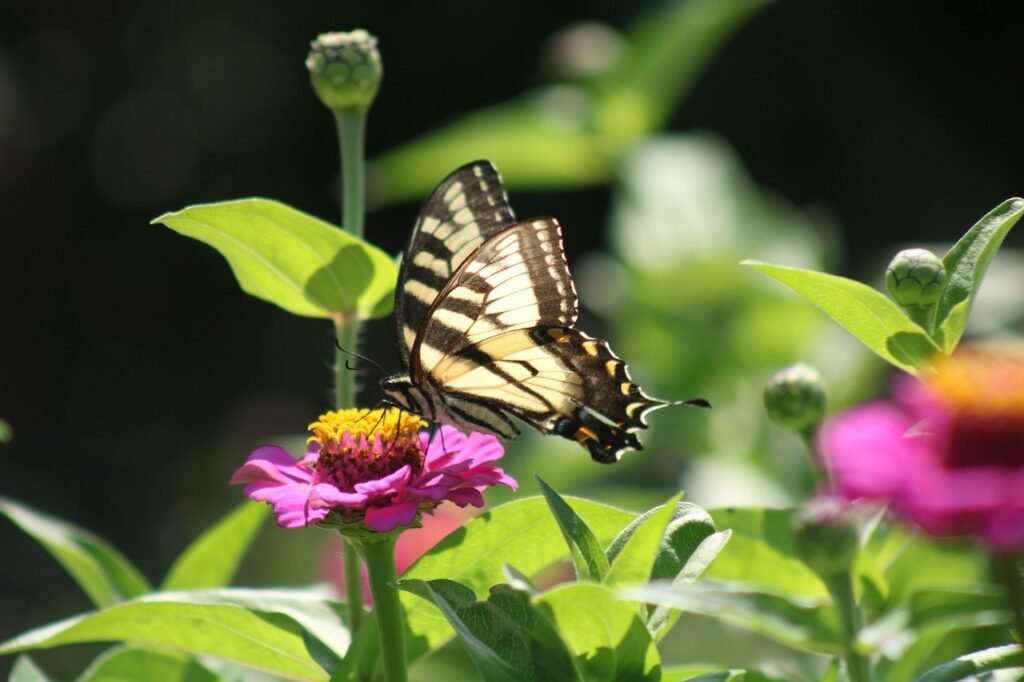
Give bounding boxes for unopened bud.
[306,30,382,114]
[763,363,827,432]
[885,248,945,310]
[792,498,859,578]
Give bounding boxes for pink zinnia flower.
[819,346,1024,552]
[230,408,517,533]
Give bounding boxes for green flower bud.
[763,363,827,432]
[885,248,946,309]
[792,498,859,578]
[306,30,382,114]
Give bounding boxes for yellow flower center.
[307,408,429,494]
[307,408,426,447]
[929,348,1024,412]
[926,346,1024,468]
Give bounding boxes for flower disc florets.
[306,30,382,113]
[231,408,516,534]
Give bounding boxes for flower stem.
[331,108,369,633]
[356,536,407,682]
[825,571,870,682]
[907,306,934,335]
[994,552,1024,642]
[342,541,364,634]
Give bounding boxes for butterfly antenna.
[335,342,387,375]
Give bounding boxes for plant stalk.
[994,552,1024,643]
[356,536,407,682]
[826,571,870,682]
[332,106,369,633]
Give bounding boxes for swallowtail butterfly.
[381,161,708,463]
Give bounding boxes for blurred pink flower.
[231,408,516,533]
[819,347,1024,552]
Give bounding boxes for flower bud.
[885,248,946,309]
[792,498,859,578]
[306,30,382,114]
[763,363,827,432]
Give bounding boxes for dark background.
[2,0,1022,671]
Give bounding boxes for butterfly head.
[380,373,429,419]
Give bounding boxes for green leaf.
[80,646,218,682]
[0,588,347,681]
[368,0,767,206]
[337,497,634,679]
[706,508,828,600]
[153,199,397,320]
[0,417,11,444]
[933,197,1024,351]
[600,0,768,129]
[916,644,1024,682]
[399,579,581,682]
[537,582,660,681]
[537,476,610,582]
[162,503,267,590]
[604,494,683,587]
[9,655,51,682]
[743,260,939,373]
[621,580,841,654]
[0,496,150,608]
[369,99,611,204]
[675,671,787,682]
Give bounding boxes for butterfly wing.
[415,218,668,463]
[395,161,517,366]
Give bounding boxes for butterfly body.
[381,161,707,463]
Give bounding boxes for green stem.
[798,424,825,487]
[994,552,1024,642]
[826,571,870,682]
[907,306,934,335]
[331,107,369,632]
[356,536,407,682]
[334,109,366,240]
[343,541,364,635]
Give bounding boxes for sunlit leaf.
[0,588,347,681]
[916,643,1024,682]
[706,508,828,600]
[538,476,610,582]
[604,494,682,587]
[368,0,767,205]
[600,0,768,129]
[538,582,660,681]
[0,496,149,608]
[153,199,397,320]
[743,261,939,373]
[933,197,1024,351]
[399,579,580,682]
[162,503,268,590]
[621,580,841,654]
[339,497,635,679]
[80,646,217,682]
[9,655,51,682]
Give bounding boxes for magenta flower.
[819,347,1024,552]
[230,408,517,533]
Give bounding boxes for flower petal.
[364,501,420,532]
[229,445,312,485]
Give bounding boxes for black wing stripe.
[395,161,517,364]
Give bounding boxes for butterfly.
[380,161,708,463]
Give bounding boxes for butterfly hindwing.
[434,326,669,463]
[395,161,517,362]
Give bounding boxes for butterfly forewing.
[385,161,706,463]
[395,161,517,363]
